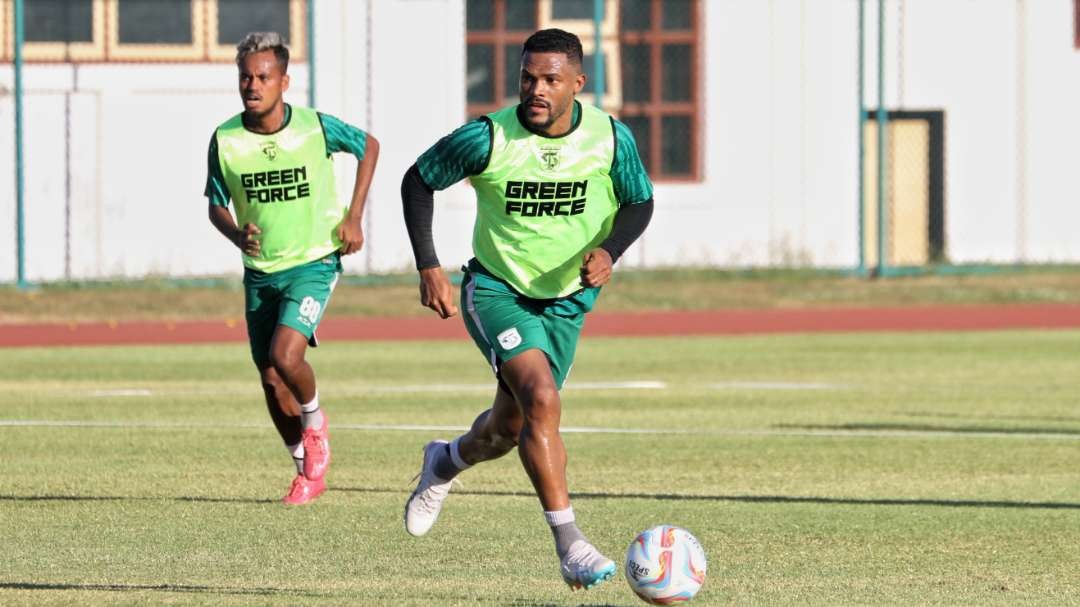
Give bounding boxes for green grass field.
[2,331,1079,605]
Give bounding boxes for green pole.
[307,0,316,107]
[875,0,887,277]
[593,0,604,108]
[857,0,865,276]
[14,0,27,288]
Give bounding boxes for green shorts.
[243,253,342,366]
[460,259,600,390]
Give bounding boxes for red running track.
[2,304,1080,348]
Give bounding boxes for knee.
[522,385,561,427]
[268,344,304,375]
[259,371,290,401]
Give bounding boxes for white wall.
[1,0,1077,282]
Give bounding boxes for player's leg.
[405,264,529,536]
[499,350,567,509]
[258,361,303,469]
[259,361,325,505]
[517,296,615,590]
[423,382,524,480]
[273,257,340,482]
[246,273,322,503]
[268,325,317,403]
[499,350,614,590]
[455,381,523,465]
[403,384,521,537]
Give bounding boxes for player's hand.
[236,223,261,257]
[336,218,365,256]
[580,248,613,288]
[418,266,459,319]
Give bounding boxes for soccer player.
[204,32,379,505]
[400,29,653,590]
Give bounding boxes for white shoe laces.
[562,541,611,575]
[407,471,459,514]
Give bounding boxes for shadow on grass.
[333,487,1080,511]
[776,422,1080,437]
[5,488,1077,511]
[0,495,275,504]
[898,411,1080,424]
[0,581,323,597]
[509,602,623,607]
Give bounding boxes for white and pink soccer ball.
[625,525,707,604]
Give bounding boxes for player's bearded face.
[238,50,289,119]
[519,52,586,134]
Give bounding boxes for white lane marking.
[11,380,850,398]
[0,419,1076,440]
[91,389,154,397]
[709,382,845,390]
[284,381,666,394]
[567,381,667,390]
[0,382,667,400]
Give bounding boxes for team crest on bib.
[261,141,279,161]
[496,327,522,350]
[539,146,561,171]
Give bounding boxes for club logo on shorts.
[261,140,279,161]
[496,327,522,350]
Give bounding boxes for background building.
[1,0,1078,281]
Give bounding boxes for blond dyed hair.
[235,32,289,71]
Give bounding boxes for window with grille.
[1,0,306,62]
[466,0,701,181]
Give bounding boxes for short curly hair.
[522,28,583,67]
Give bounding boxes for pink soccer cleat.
[302,415,330,481]
[282,474,326,505]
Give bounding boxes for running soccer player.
[204,32,379,505]
[400,29,653,590]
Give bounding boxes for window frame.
[1,0,306,63]
[107,0,205,62]
[537,0,621,112]
[464,0,536,116]
[3,0,108,61]
[616,0,701,182]
[1075,0,1080,49]
[465,0,702,182]
[206,0,306,61]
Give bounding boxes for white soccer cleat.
[404,440,454,537]
[560,540,617,590]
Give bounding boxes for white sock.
[544,507,576,527]
[449,437,472,471]
[433,437,472,481]
[300,392,324,431]
[544,507,585,558]
[287,442,304,474]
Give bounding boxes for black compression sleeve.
[401,163,440,269]
[599,199,654,263]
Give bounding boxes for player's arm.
[401,118,493,319]
[319,113,380,256]
[581,118,655,288]
[401,165,456,318]
[205,133,260,257]
[209,205,261,257]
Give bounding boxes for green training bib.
[470,102,618,299]
[214,106,342,273]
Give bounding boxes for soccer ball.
[625,525,707,605]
